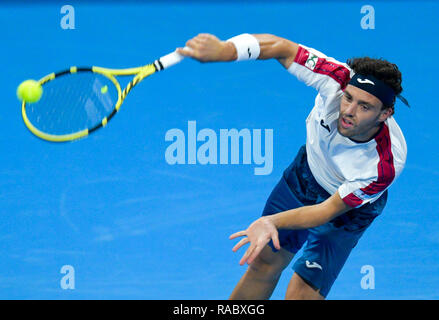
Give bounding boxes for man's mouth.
[340,117,354,129]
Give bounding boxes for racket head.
[22,67,122,142]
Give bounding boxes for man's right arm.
[176,33,299,69]
[178,33,351,97]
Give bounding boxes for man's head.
[337,57,403,142]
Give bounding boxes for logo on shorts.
[305,53,318,70]
[305,260,323,270]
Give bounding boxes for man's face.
[338,85,391,141]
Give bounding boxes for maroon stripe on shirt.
[343,193,364,208]
[342,123,396,208]
[361,123,396,195]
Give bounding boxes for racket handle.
[154,46,189,71]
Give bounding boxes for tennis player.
[177,33,408,300]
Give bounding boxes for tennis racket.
[21,49,187,142]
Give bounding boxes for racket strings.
[25,72,117,135]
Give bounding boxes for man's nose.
[344,102,358,117]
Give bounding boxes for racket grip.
[154,46,188,71]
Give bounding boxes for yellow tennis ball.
[100,85,108,94]
[17,80,43,103]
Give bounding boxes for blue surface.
[1,1,438,299]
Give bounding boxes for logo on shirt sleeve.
[305,53,319,70]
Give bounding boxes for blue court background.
[0,1,438,299]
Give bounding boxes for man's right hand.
[176,33,237,62]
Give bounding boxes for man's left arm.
[230,192,352,265]
[268,191,351,230]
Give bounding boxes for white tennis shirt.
[287,44,407,208]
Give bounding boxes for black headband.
[348,73,410,108]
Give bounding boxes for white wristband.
[226,33,260,61]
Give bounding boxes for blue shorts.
[262,145,387,298]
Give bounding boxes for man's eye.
[361,104,369,110]
[344,95,352,101]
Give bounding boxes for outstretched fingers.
[232,237,249,252]
[271,231,281,251]
[239,244,255,266]
[230,217,281,265]
[229,230,247,240]
[246,244,264,265]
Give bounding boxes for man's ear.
[379,106,394,121]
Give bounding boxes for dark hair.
[347,57,403,114]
